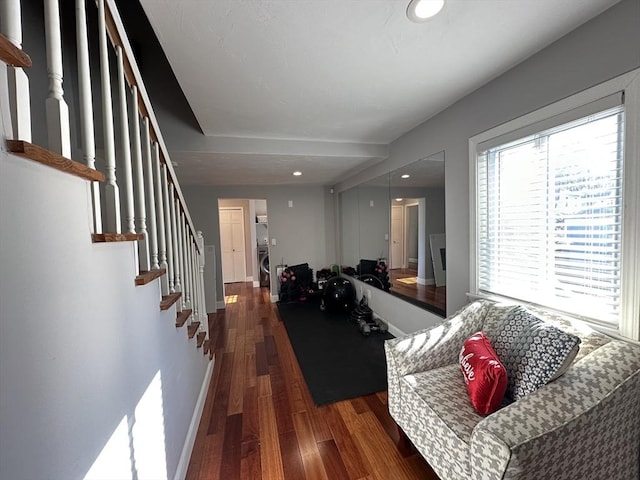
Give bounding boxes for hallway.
[186,282,437,479]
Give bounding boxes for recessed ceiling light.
[293,171,302,176]
[396,198,403,202]
[401,174,410,179]
[406,0,445,22]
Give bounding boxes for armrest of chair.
[385,300,491,378]
[385,301,491,420]
[469,340,640,479]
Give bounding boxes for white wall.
[336,0,640,320]
[183,185,335,306]
[0,150,210,479]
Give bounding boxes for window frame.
[469,69,640,341]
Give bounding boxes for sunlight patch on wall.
[84,371,168,480]
[84,416,131,479]
[133,371,168,479]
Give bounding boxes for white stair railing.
[1,0,208,331]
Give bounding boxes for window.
[470,70,640,340]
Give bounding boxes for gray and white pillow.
[493,307,581,401]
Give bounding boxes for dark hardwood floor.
[186,282,439,480]
[389,268,446,314]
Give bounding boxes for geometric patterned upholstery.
[491,307,581,400]
[401,365,482,480]
[385,300,640,480]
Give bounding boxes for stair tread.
[0,33,32,68]
[136,269,166,286]
[6,140,105,182]
[187,322,200,339]
[160,292,181,310]
[94,233,143,243]
[176,309,192,328]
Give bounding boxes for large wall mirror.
[339,151,446,316]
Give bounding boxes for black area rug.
[277,299,394,406]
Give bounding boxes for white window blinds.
[477,104,624,325]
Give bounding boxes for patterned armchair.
[385,300,640,480]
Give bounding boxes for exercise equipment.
[351,297,389,336]
[320,277,355,312]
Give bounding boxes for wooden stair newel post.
[130,86,150,272]
[2,0,32,142]
[116,46,135,236]
[75,0,102,234]
[43,0,71,157]
[141,117,159,270]
[153,143,169,295]
[97,0,120,233]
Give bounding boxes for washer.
[258,245,270,287]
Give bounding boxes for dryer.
[258,245,270,287]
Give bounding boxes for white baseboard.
[173,358,214,480]
[373,312,406,338]
[253,280,259,287]
[270,294,279,303]
[417,277,435,285]
[408,257,418,264]
[387,321,407,338]
[216,300,226,310]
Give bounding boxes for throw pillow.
[459,332,508,415]
[493,307,581,401]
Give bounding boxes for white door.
[391,205,404,269]
[219,207,246,283]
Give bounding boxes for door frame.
[219,206,247,284]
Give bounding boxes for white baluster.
[130,86,150,272]
[183,221,192,309]
[153,143,168,294]
[162,167,175,293]
[189,242,200,322]
[170,185,182,303]
[197,231,208,325]
[177,209,187,310]
[97,0,120,232]
[116,46,135,234]
[141,118,158,270]
[44,0,71,156]
[75,0,101,234]
[2,0,32,141]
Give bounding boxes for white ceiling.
[139,0,620,186]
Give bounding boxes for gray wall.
[184,185,336,307]
[337,0,640,321]
[0,147,210,480]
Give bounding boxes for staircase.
[0,0,212,359]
